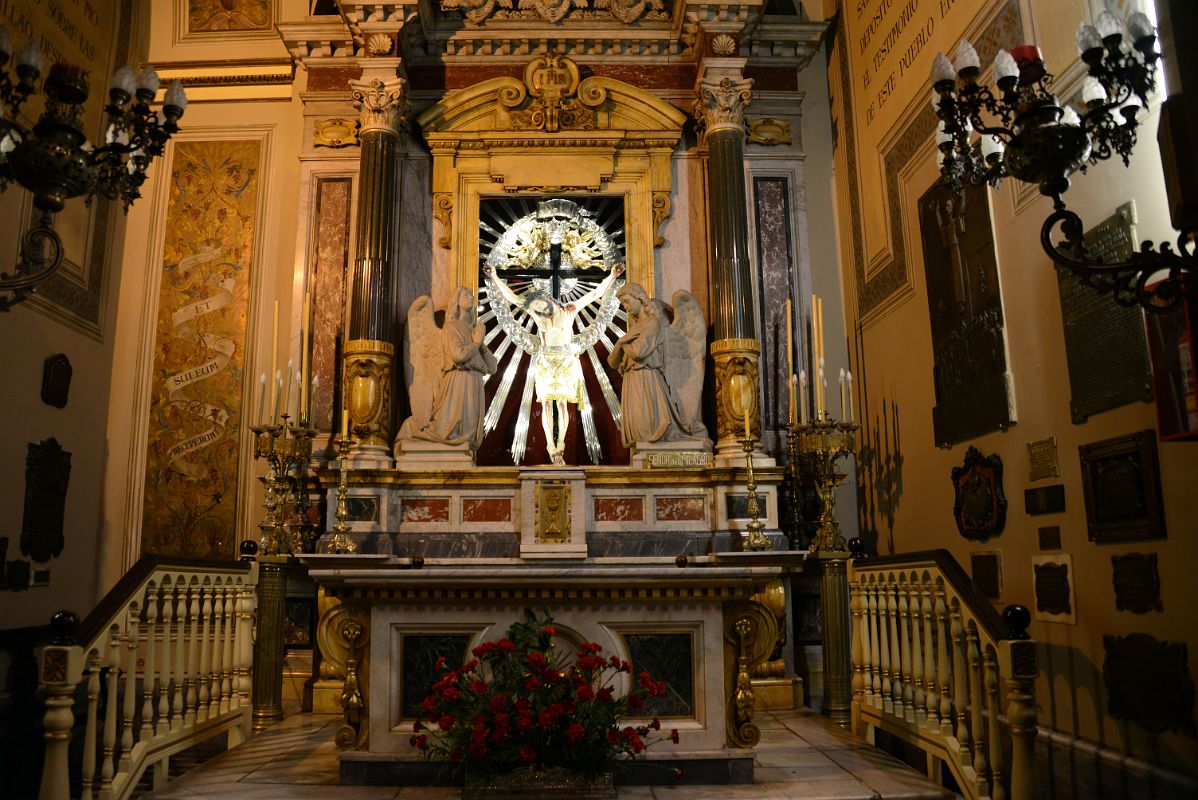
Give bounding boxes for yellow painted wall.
[831,0,1198,774]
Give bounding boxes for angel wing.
[400,296,440,438]
[666,290,708,438]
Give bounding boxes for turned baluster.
[908,572,925,725]
[118,602,140,775]
[868,579,882,707]
[949,597,972,764]
[221,582,235,713]
[100,624,120,795]
[140,584,158,742]
[968,622,990,790]
[157,577,173,736]
[857,579,874,707]
[80,650,102,800]
[198,577,213,722]
[880,576,895,714]
[897,574,913,720]
[185,577,201,726]
[171,580,187,731]
[850,579,866,714]
[235,577,255,709]
[985,644,1007,800]
[921,573,938,730]
[210,579,225,717]
[935,578,953,738]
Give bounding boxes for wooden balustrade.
[848,550,1038,800]
[36,557,257,800]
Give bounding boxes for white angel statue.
[396,287,497,454]
[607,283,709,449]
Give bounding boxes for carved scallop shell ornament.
[711,33,737,55]
[366,32,394,56]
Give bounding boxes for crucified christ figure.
[483,262,624,465]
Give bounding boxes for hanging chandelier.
[0,29,186,311]
[931,9,1192,313]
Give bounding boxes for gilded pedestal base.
[344,338,394,467]
[711,339,771,465]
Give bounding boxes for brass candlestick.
[741,436,772,551]
[324,432,357,554]
[796,414,858,553]
[251,414,316,556]
[783,423,803,548]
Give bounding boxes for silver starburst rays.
[477,197,628,465]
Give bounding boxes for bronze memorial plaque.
[1031,555,1075,623]
[1058,202,1153,423]
[1038,526,1062,551]
[1024,485,1065,516]
[1111,553,1162,614]
[1103,633,1195,735]
[1026,436,1059,481]
[970,551,1002,601]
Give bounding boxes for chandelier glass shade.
[931,9,1193,313]
[0,29,186,310]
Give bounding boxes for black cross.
[491,237,587,303]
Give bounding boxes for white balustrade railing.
[849,551,1038,800]
[37,558,257,800]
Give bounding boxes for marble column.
[344,76,409,466]
[695,60,763,463]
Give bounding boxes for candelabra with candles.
[251,413,316,556]
[0,29,186,309]
[786,293,858,553]
[931,8,1189,312]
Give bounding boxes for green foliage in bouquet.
[411,610,679,777]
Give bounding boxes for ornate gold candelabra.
[323,432,358,554]
[741,436,772,551]
[251,414,316,556]
[795,415,858,553]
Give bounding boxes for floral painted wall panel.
[187,0,272,33]
[141,139,262,558]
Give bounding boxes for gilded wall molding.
[441,0,667,25]
[746,117,791,146]
[314,118,359,148]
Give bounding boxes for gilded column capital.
[693,75,753,138]
[350,77,410,136]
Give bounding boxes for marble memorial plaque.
[1111,553,1162,613]
[1026,436,1059,481]
[1058,202,1153,423]
[1038,526,1062,551]
[1031,555,1076,623]
[970,551,1003,601]
[1103,633,1195,735]
[1024,485,1065,516]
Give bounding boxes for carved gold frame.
[416,55,687,293]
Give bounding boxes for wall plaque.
[1026,436,1059,481]
[41,354,72,409]
[1031,554,1076,624]
[918,182,1014,446]
[1038,526,1062,551]
[969,551,1003,601]
[1058,202,1153,423]
[1079,430,1165,543]
[1103,633,1195,735]
[1111,553,1162,613]
[1024,485,1065,516]
[20,438,72,563]
[951,446,1007,541]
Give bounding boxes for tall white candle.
[310,374,320,426]
[817,358,825,419]
[799,369,808,425]
[341,409,350,438]
[788,373,797,426]
[291,369,301,420]
[269,300,279,416]
[846,370,854,423]
[282,360,293,420]
[273,371,283,423]
[300,288,312,419]
[839,368,846,420]
[785,297,794,378]
[256,373,266,426]
[742,383,753,442]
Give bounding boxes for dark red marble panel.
[594,497,645,522]
[655,496,706,522]
[462,497,512,523]
[401,498,451,523]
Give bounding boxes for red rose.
[498,638,516,653]
[422,695,438,712]
[490,695,508,712]
[412,720,424,732]
[655,681,667,698]
[491,727,508,743]
[597,687,613,704]
[527,652,547,668]
[651,718,661,731]
[493,713,510,728]
[519,746,537,763]
[443,687,460,702]
[468,740,487,758]
[524,676,542,691]
[515,698,532,710]
[471,726,488,742]
[516,716,533,732]
[439,714,455,731]
[450,747,464,762]
[464,659,479,670]
[434,655,448,671]
[638,672,654,690]
[576,685,594,702]
[473,642,495,657]
[541,625,556,636]
[606,729,621,744]
[412,734,428,750]
[471,679,488,694]
[567,723,586,743]
[670,729,680,744]
[538,710,556,726]
[544,668,561,682]
[580,642,602,655]
[629,694,644,710]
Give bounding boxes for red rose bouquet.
[411,610,679,777]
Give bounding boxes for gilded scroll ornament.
[335,617,368,750]
[746,117,792,146]
[443,0,666,24]
[314,118,359,149]
[433,194,454,248]
[503,53,596,133]
[694,77,754,137]
[651,191,670,247]
[344,339,394,449]
[724,600,778,747]
[350,77,410,136]
[711,339,761,443]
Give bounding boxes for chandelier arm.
[0,213,64,309]
[1041,205,1195,313]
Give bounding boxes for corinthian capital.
[693,76,753,138]
[350,77,410,136]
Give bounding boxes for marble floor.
[142,709,956,800]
